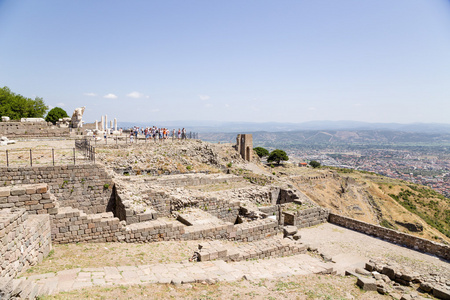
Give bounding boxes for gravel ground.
[300,222,450,277]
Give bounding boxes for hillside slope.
[286,167,450,244]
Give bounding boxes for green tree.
[309,160,321,168]
[254,147,269,158]
[267,149,289,164]
[45,107,69,124]
[0,86,48,119]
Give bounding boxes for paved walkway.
[27,254,333,295]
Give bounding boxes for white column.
[110,120,113,130]
[105,115,108,130]
[101,116,104,131]
[114,118,117,131]
[95,120,98,130]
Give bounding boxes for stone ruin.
[236,134,253,161]
[0,140,449,299]
[70,106,85,128]
[55,117,71,128]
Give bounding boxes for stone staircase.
[0,276,51,300]
[194,236,307,262]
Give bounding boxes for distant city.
[200,129,450,199]
[291,145,450,198]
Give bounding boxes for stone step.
[195,236,307,262]
[12,278,33,298]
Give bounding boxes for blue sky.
[0,0,449,124]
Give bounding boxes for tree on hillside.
[254,147,269,158]
[0,86,48,119]
[45,107,69,124]
[267,149,289,164]
[309,160,321,168]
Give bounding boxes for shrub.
[309,160,321,168]
[254,147,269,158]
[45,107,68,124]
[267,149,289,164]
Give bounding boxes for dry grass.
[37,274,391,300]
[24,241,201,276]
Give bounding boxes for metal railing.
[75,139,96,162]
[1,148,90,167]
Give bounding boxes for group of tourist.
[129,126,187,142]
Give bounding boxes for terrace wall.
[0,165,113,214]
[0,121,70,138]
[328,213,450,261]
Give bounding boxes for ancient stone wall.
[114,188,240,225]
[0,165,114,214]
[51,207,123,244]
[0,208,51,278]
[0,184,58,215]
[283,207,329,228]
[231,218,278,241]
[146,173,242,187]
[51,205,278,244]
[328,213,450,261]
[0,122,70,138]
[192,197,240,223]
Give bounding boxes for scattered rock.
[433,286,450,300]
[292,232,302,240]
[356,277,377,291]
[283,225,298,237]
[355,267,371,276]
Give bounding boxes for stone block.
[356,277,377,291]
[283,225,297,237]
[0,189,10,197]
[30,194,42,201]
[26,186,37,194]
[382,266,396,280]
[36,185,47,193]
[433,286,450,300]
[10,188,26,196]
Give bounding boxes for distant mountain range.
[199,130,450,145]
[118,120,450,134]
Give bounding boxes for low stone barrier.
[232,218,278,242]
[328,213,450,261]
[196,237,307,262]
[183,223,233,240]
[0,208,51,278]
[284,206,329,228]
[0,121,70,138]
[51,207,123,244]
[124,219,185,242]
[0,184,58,215]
